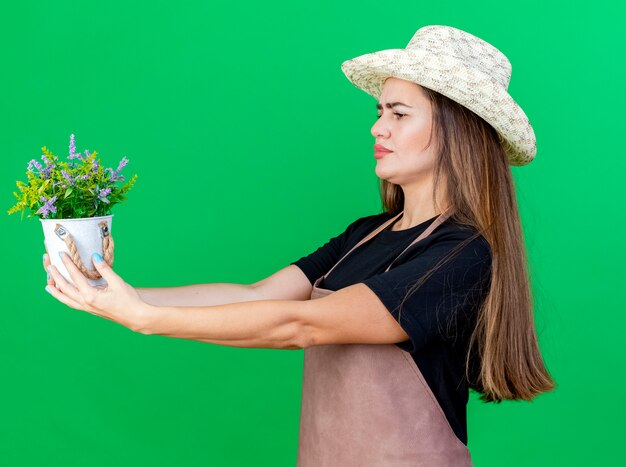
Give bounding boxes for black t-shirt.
[290,211,492,445]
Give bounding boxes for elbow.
[288,312,315,350]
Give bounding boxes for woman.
[44,25,555,466]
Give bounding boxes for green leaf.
[64,187,73,199]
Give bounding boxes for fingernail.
[47,272,50,280]
[93,253,103,263]
[58,251,63,259]
[45,286,51,294]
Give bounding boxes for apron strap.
[384,207,454,272]
[322,208,454,280]
[322,211,403,280]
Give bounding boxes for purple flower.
[41,167,53,179]
[106,168,123,182]
[115,156,129,173]
[81,174,90,180]
[40,154,56,179]
[98,187,112,203]
[36,195,58,218]
[42,156,56,168]
[68,134,80,160]
[61,169,74,186]
[27,159,43,172]
[92,161,99,172]
[84,149,91,158]
[106,156,129,182]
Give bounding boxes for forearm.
[135,283,262,307]
[138,299,309,350]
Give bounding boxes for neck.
[393,180,450,230]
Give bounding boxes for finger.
[58,251,91,293]
[43,253,55,287]
[47,263,82,303]
[45,284,85,310]
[91,252,122,285]
[44,285,116,322]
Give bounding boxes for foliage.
[7,134,138,220]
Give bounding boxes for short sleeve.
[361,233,492,353]
[290,214,380,285]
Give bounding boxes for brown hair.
[382,84,555,402]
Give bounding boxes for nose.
[371,115,390,140]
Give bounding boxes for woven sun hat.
[341,25,536,166]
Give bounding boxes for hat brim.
[341,48,536,166]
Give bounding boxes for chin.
[374,165,396,183]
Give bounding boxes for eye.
[375,112,406,120]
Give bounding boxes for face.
[371,77,437,187]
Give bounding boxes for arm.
[140,299,307,349]
[45,252,261,306]
[134,263,313,307]
[135,283,263,307]
[138,283,409,350]
[45,252,310,307]
[46,252,407,350]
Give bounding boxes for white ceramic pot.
[41,215,114,287]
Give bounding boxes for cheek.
[402,121,433,153]
[395,123,437,171]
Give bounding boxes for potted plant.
[8,134,138,287]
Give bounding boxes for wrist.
[134,302,163,335]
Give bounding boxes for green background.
[1,0,624,465]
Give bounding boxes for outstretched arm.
[141,300,307,349]
[45,251,408,351]
[44,252,263,307]
[140,281,409,350]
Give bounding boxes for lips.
[374,144,392,153]
[374,144,392,159]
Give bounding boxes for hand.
[45,250,151,333]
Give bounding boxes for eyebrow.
[376,102,413,110]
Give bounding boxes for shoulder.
[429,218,491,259]
[428,222,493,292]
[348,212,492,264]
[390,218,492,281]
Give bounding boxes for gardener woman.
[44,25,555,465]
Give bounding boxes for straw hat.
[341,25,536,166]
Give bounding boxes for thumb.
[91,252,120,284]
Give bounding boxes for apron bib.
[296,209,473,466]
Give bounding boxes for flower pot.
[41,215,114,288]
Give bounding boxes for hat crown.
[406,25,512,89]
